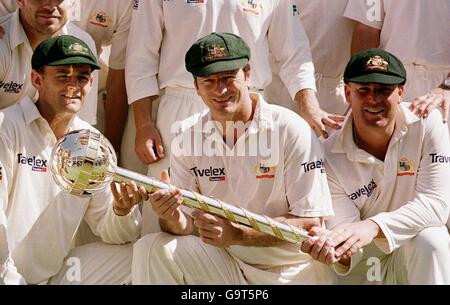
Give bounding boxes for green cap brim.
[346,73,405,85]
[191,58,248,77]
[46,56,100,70]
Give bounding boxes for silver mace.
[50,129,315,244]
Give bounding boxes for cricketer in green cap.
[184,32,254,122]
[343,48,407,159]
[30,35,99,129]
[32,35,100,71]
[344,48,406,85]
[185,32,251,77]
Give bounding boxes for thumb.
[161,169,170,184]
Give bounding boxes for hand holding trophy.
[50,129,315,244]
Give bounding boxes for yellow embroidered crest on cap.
[366,55,389,71]
[89,11,111,28]
[205,44,229,60]
[67,42,90,55]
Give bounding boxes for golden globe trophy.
[51,129,315,244]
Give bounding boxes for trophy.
[51,129,315,244]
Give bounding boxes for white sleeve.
[69,25,99,125]
[83,188,142,245]
[324,160,364,276]
[108,1,132,70]
[284,117,334,217]
[267,0,316,99]
[370,111,450,254]
[0,0,16,17]
[169,132,200,216]
[125,0,162,104]
[0,129,25,284]
[343,0,384,29]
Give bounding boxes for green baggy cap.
[32,35,100,71]
[185,32,251,77]
[344,48,406,85]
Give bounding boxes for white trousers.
[335,227,450,285]
[48,242,133,285]
[265,72,349,116]
[402,64,450,104]
[131,232,334,285]
[141,87,206,235]
[120,103,155,175]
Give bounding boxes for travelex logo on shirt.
[430,153,450,164]
[0,166,3,181]
[187,0,205,3]
[191,166,226,181]
[348,179,378,201]
[301,159,325,174]
[17,153,48,173]
[0,80,24,94]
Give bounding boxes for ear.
[344,84,352,104]
[31,69,43,90]
[244,69,251,86]
[397,85,405,103]
[17,0,25,9]
[194,77,199,91]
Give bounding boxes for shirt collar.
[20,96,41,125]
[19,96,84,132]
[9,9,29,50]
[9,10,70,50]
[331,103,420,162]
[193,93,274,134]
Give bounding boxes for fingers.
[110,182,121,203]
[153,133,165,159]
[161,170,170,184]
[111,181,144,216]
[335,234,359,258]
[421,95,442,118]
[150,189,183,220]
[322,116,344,130]
[440,98,449,123]
[411,94,437,118]
[312,120,328,139]
[135,126,165,164]
[145,141,159,163]
[138,185,149,201]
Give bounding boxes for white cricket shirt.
[344,0,450,67]
[171,94,333,268]
[126,0,316,104]
[0,96,142,283]
[324,105,450,271]
[0,9,99,124]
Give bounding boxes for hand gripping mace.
[50,129,315,244]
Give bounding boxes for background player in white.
[0,35,145,284]
[303,49,450,284]
[344,0,450,123]
[266,0,354,120]
[132,33,335,284]
[126,0,339,234]
[0,0,132,169]
[0,0,99,125]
